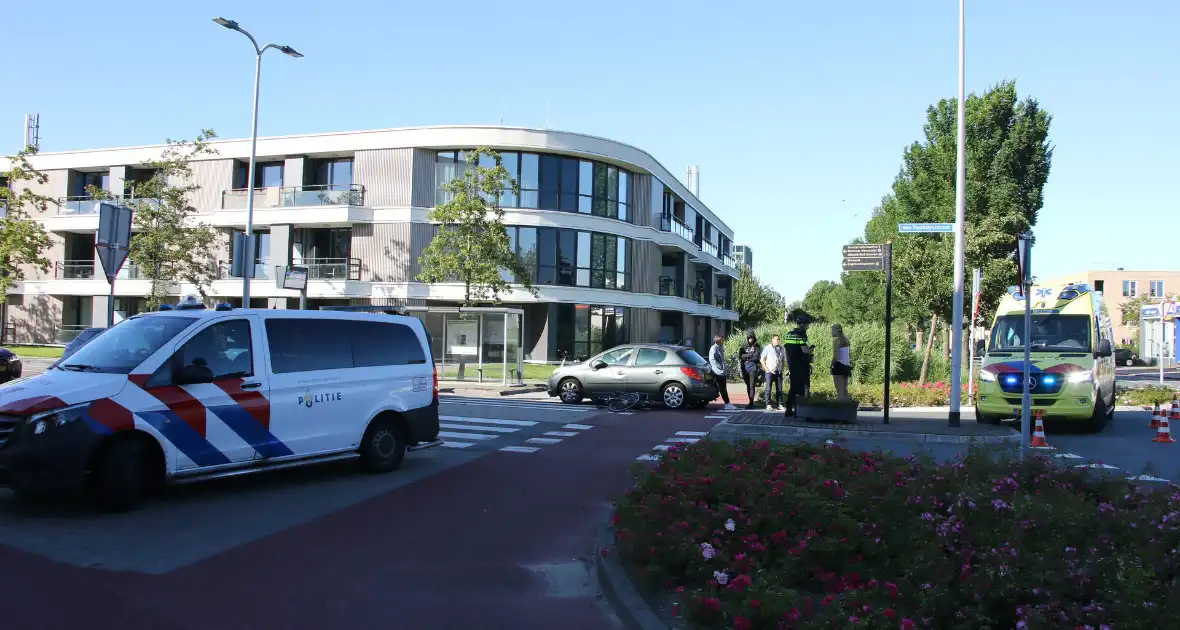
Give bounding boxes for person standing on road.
[709,335,736,410]
[739,331,761,409]
[830,324,852,401]
[783,310,815,417]
[761,334,785,410]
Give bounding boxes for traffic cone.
[1029,410,1051,448]
[1151,402,1163,429]
[1153,410,1176,444]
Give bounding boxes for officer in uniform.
[783,309,815,417]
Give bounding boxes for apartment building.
[733,245,753,271]
[2,126,740,361]
[1043,269,1180,344]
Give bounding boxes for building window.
[307,158,353,188]
[234,161,284,189]
[503,226,630,291]
[1122,280,1138,298]
[230,229,271,279]
[434,150,632,222]
[1093,279,1104,293]
[556,303,628,359]
[1150,280,1165,297]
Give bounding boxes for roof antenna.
[23,113,40,151]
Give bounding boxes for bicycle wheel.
[608,398,631,413]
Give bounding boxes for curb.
[498,384,547,396]
[595,514,670,630]
[708,419,1020,445]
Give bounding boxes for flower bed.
[1119,385,1180,407]
[614,440,1180,629]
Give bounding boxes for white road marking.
[1074,463,1120,470]
[526,437,562,445]
[718,409,741,413]
[442,441,476,449]
[1030,445,1056,450]
[652,444,672,451]
[614,412,634,415]
[636,454,662,461]
[499,446,541,453]
[439,415,537,427]
[438,431,499,441]
[563,423,594,430]
[1127,475,1171,482]
[676,431,708,436]
[703,415,725,420]
[665,437,699,444]
[544,431,579,437]
[440,423,519,433]
[1054,453,1084,459]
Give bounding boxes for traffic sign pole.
[949,0,968,428]
[884,242,893,425]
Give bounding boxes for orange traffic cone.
[1151,402,1163,429]
[1170,402,1180,424]
[1153,410,1176,444]
[1029,410,1051,448]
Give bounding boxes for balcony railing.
[56,260,96,279]
[115,263,144,280]
[701,240,719,258]
[659,214,695,242]
[221,184,366,210]
[218,260,272,280]
[658,276,678,297]
[57,194,159,215]
[720,252,736,268]
[56,325,89,344]
[715,295,729,309]
[285,258,362,281]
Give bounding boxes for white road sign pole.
[968,267,981,402]
[949,0,968,427]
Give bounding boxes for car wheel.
[92,439,147,512]
[359,416,406,473]
[974,408,1001,425]
[558,378,584,404]
[661,383,687,410]
[1086,394,1110,433]
[1124,358,1133,367]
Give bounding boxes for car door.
[628,347,671,396]
[582,346,635,396]
[140,316,278,470]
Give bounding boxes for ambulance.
[975,282,1116,432]
[0,297,442,511]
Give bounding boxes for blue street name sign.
[898,223,955,233]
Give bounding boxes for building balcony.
[719,252,736,268]
[271,258,362,282]
[658,276,679,297]
[55,260,96,279]
[700,240,719,258]
[211,185,369,228]
[658,214,695,243]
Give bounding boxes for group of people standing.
[709,309,853,416]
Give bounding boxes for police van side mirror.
[174,363,214,385]
[1095,339,1113,358]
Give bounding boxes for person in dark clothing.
[783,309,815,417]
[738,331,761,409]
[708,335,736,410]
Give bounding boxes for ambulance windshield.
[58,315,197,374]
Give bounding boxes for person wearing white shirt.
[831,324,852,401]
[760,335,785,410]
[708,335,736,410]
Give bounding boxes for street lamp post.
[949,0,968,427]
[213,17,302,308]
[1017,230,1034,461]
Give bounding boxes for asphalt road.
[0,394,724,630]
[1118,364,1180,387]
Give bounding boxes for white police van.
[0,297,441,511]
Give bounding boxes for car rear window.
[677,349,707,365]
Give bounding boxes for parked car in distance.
[0,348,22,383]
[1114,346,1138,367]
[547,343,718,410]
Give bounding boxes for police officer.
[783,309,815,417]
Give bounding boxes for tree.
[0,147,55,304]
[418,147,536,305]
[733,265,785,328]
[89,130,221,309]
[867,81,1053,383]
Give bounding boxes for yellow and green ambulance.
[975,282,1116,432]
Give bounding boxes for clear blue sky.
[6,0,1177,302]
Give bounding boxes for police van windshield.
[58,315,197,374]
[989,314,1091,353]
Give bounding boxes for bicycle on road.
[592,391,648,413]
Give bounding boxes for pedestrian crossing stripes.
[436,414,596,453]
[499,446,541,453]
[563,424,593,430]
[637,430,707,461]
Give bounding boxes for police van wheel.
[359,417,406,473]
[92,439,147,512]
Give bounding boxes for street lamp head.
[278,45,304,58]
[212,17,239,30]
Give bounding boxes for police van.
[0,297,442,511]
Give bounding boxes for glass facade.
[555,304,627,360]
[504,226,629,291]
[435,150,631,222]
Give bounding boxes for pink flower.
[734,616,751,630]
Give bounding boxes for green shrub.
[1119,386,1180,407]
[615,440,1180,630]
[724,322,917,384]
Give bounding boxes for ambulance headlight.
[1067,371,1093,384]
[28,403,90,431]
[979,371,996,383]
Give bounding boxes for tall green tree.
[0,147,55,303]
[90,130,221,309]
[418,147,536,305]
[733,265,785,329]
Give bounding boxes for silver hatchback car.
[546,344,719,410]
